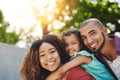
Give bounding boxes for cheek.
[65,47,69,52]
[96,33,103,42]
[83,40,87,45]
[75,44,81,51]
[54,52,61,63]
[39,58,45,67]
[54,52,60,59]
[78,45,82,50]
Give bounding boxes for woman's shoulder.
[67,67,95,80]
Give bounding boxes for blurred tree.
[59,0,120,34]
[29,0,70,36]
[0,10,19,44]
[16,0,120,48]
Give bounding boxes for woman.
[20,35,95,80]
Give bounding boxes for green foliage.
[0,11,19,44]
[59,0,120,34]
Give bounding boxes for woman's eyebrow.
[49,48,55,51]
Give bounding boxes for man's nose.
[87,37,93,44]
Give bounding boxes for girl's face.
[63,34,81,56]
[39,42,61,72]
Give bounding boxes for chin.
[49,68,56,72]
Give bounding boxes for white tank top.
[105,55,120,80]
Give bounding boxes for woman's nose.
[47,54,53,60]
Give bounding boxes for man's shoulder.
[109,34,120,43]
[110,35,120,54]
[109,34,120,39]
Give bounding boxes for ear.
[102,26,107,34]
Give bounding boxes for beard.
[94,32,105,54]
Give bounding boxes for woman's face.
[39,42,61,72]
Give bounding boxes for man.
[79,18,120,80]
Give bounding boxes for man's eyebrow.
[88,30,95,34]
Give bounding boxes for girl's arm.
[46,55,92,80]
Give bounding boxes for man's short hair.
[80,18,104,29]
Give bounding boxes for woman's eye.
[49,48,56,53]
[50,50,55,53]
[39,54,45,57]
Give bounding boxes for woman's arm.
[46,55,92,80]
[67,67,95,80]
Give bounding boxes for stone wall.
[0,43,27,80]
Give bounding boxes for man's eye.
[90,32,96,35]
[82,37,86,40]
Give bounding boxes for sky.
[0,0,58,48]
[0,0,36,33]
[0,0,36,48]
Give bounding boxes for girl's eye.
[71,42,76,45]
[72,42,76,44]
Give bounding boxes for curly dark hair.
[20,35,70,80]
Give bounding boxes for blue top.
[70,50,115,80]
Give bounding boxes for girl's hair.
[62,29,85,50]
[20,35,70,80]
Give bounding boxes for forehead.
[80,22,100,35]
[64,34,78,40]
[39,42,55,51]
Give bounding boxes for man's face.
[80,22,105,52]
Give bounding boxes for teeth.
[69,50,75,54]
[47,61,55,66]
[90,42,97,48]
[69,51,74,53]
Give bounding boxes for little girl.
[46,29,115,80]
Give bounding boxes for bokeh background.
[0,0,120,80]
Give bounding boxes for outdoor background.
[0,0,120,80]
